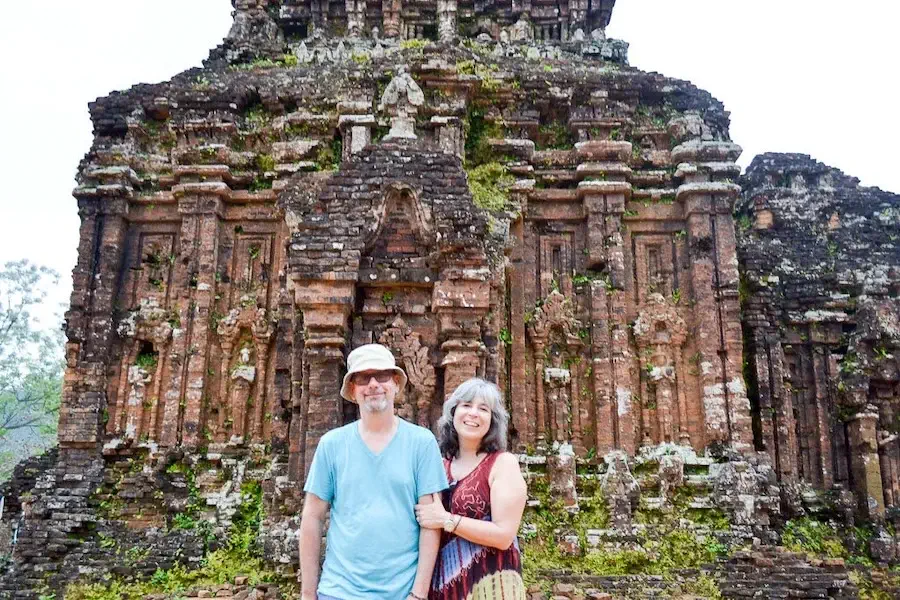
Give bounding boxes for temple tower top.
[224,0,617,55]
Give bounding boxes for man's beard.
[361,396,390,413]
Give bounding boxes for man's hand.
[299,493,330,600]
[414,492,448,530]
[411,493,442,599]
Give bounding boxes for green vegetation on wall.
[520,477,728,589]
[467,162,514,214]
[66,479,292,600]
[463,108,504,167]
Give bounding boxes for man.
[299,344,448,600]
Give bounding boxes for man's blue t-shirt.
[304,418,448,600]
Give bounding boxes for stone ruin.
[737,154,900,529]
[1,1,899,598]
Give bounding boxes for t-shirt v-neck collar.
[355,416,401,458]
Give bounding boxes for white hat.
[340,344,408,402]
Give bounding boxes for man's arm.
[410,493,441,599]
[299,492,330,600]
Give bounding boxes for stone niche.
[737,153,900,524]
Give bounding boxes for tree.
[0,260,64,479]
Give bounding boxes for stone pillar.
[548,442,578,508]
[533,339,547,445]
[290,279,355,479]
[507,216,530,449]
[809,342,835,487]
[575,143,634,454]
[434,278,489,399]
[251,311,273,442]
[847,407,886,519]
[575,141,631,287]
[338,108,376,159]
[567,0,588,37]
[430,116,464,158]
[437,0,457,41]
[589,280,616,454]
[171,178,227,448]
[59,186,129,450]
[382,0,402,38]
[674,141,752,451]
[610,289,636,454]
[345,0,366,35]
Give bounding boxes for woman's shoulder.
[489,451,522,476]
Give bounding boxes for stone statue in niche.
[545,356,572,443]
[378,69,424,140]
[217,305,274,443]
[379,317,436,428]
[115,298,174,442]
[230,343,256,443]
[125,365,152,441]
[509,15,534,42]
[527,290,584,447]
[633,293,688,445]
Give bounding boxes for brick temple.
[2,1,899,598]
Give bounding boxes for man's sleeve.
[303,436,334,503]
[416,433,449,497]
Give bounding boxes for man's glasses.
[350,370,395,386]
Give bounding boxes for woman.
[414,378,528,600]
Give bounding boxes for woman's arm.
[415,453,527,550]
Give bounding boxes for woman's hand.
[415,492,449,529]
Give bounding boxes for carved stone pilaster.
[174,183,226,448]
[59,189,129,451]
[434,278,490,399]
[848,407,886,519]
[382,0,402,38]
[575,141,632,287]
[290,278,355,480]
[674,140,751,452]
[345,0,366,35]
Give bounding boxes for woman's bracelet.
[408,592,426,600]
[451,514,462,532]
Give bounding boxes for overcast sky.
[1,0,897,322]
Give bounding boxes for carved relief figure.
[379,317,437,428]
[527,290,585,448]
[633,293,689,445]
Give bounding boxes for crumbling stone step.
[141,578,284,600]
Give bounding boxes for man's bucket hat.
[340,344,408,402]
